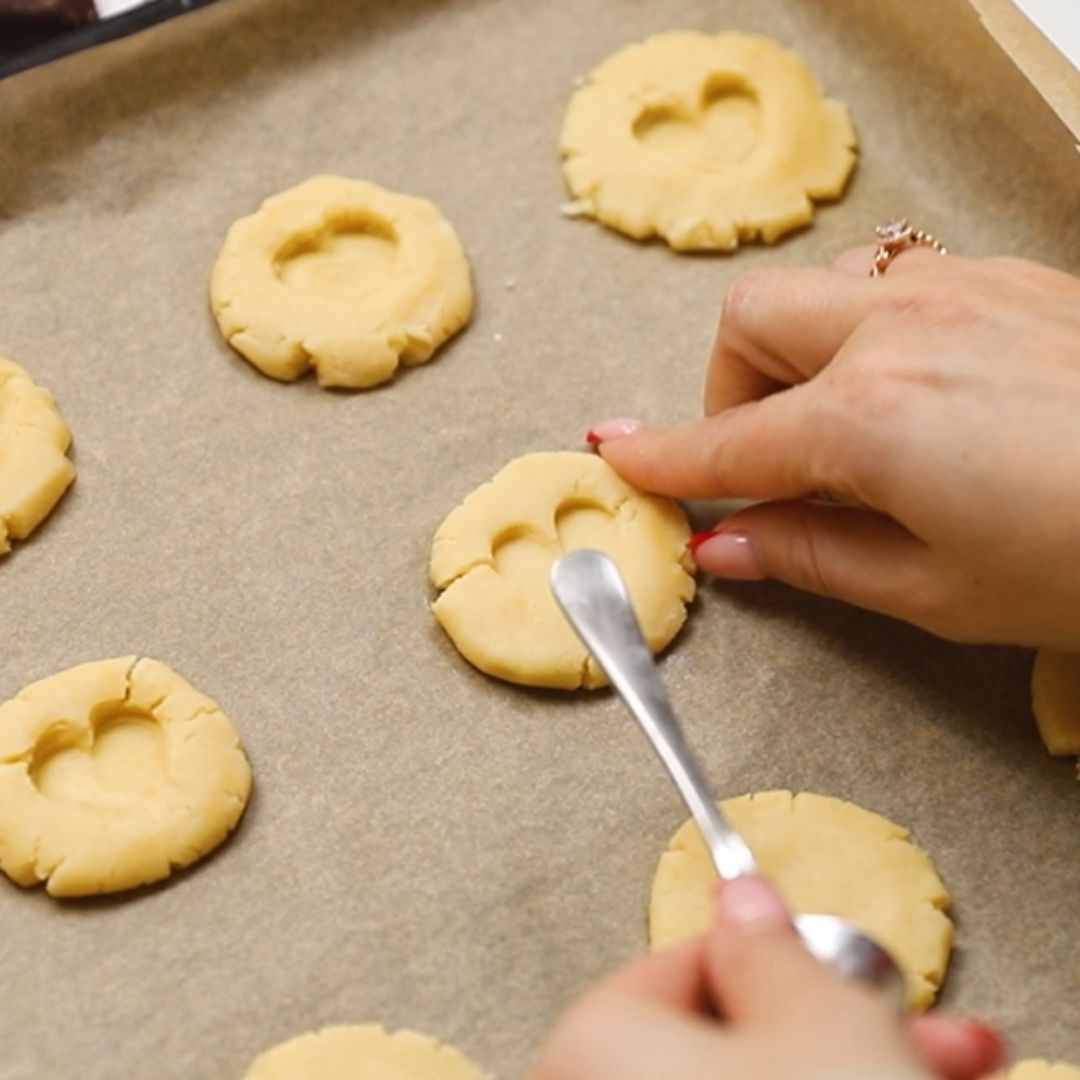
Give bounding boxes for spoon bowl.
[550,548,905,1007]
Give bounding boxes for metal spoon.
[550,548,905,1004]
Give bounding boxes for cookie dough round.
[560,31,857,251]
[429,451,694,690]
[1031,649,1080,759]
[210,175,473,389]
[0,656,251,897]
[991,1063,1080,1080]
[0,356,75,556]
[649,791,953,1009]
[240,1024,489,1080]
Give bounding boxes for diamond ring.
[870,219,947,277]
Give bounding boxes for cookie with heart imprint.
[560,31,857,251]
[0,656,251,897]
[429,451,695,690]
[210,175,474,390]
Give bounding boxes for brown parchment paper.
[968,0,1080,142]
[1,2,1079,1077]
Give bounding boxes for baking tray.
[1,1,1079,1077]
[0,0,224,81]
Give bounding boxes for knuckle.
[878,281,985,329]
[788,512,842,599]
[721,269,774,330]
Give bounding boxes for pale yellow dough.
[240,1024,489,1080]
[0,356,75,556]
[990,1062,1080,1080]
[210,175,473,389]
[429,451,694,690]
[0,657,251,897]
[649,791,953,1010]
[560,31,857,251]
[1030,649,1080,767]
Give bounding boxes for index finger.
[706,267,879,414]
[598,389,830,501]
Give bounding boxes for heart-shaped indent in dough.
[430,452,695,690]
[634,76,761,171]
[0,656,251,896]
[559,31,857,250]
[29,707,167,806]
[274,214,399,304]
[491,501,615,587]
[210,176,473,390]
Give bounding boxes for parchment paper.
[969,0,1080,141]
[1,2,1079,1077]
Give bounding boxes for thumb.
[692,501,935,625]
[704,875,838,1022]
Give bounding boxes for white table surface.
[1013,0,1080,70]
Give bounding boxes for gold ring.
[870,219,947,277]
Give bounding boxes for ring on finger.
[870,218,947,277]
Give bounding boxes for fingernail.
[961,1021,1008,1072]
[691,531,765,580]
[688,529,718,556]
[584,417,645,445]
[718,875,790,930]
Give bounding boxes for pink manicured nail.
[690,531,764,580]
[688,530,717,556]
[960,1021,1008,1073]
[718,875,790,930]
[584,417,645,445]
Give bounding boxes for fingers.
[708,243,971,415]
[833,243,953,278]
[706,268,878,412]
[907,1014,1008,1080]
[691,501,934,621]
[528,994,719,1080]
[594,395,827,501]
[528,942,722,1080]
[598,934,708,1012]
[703,875,831,1023]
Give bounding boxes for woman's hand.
[589,251,1080,650]
[529,876,1004,1080]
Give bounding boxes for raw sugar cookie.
[210,175,473,389]
[430,451,694,690]
[0,356,75,556]
[560,31,857,250]
[649,791,953,1009]
[1031,649,1080,764]
[240,1024,489,1079]
[990,1063,1080,1080]
[0,657,251,897]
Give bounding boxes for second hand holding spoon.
[549,548,905,1005]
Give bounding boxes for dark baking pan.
[0,0,223,80]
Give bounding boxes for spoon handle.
[550,549,756,880]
